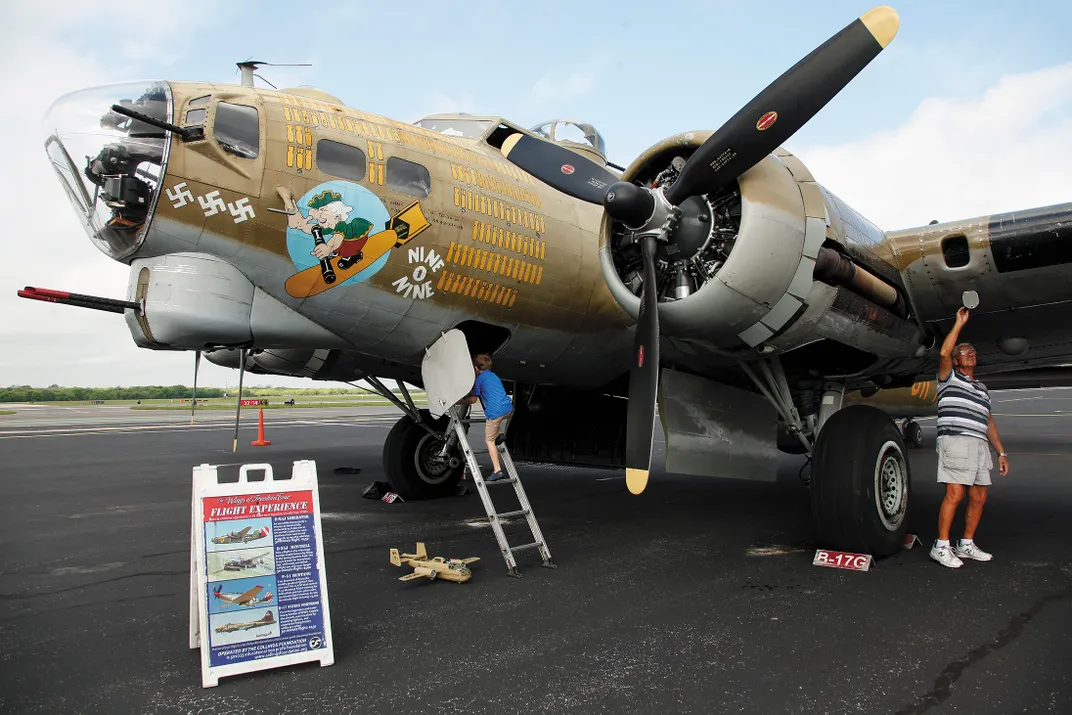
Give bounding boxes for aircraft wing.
[237,526,251,536]
[399,566,437,581]
[235,585,264,602]
[889,201,1072,377]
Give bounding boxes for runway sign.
[813,549,873,572]
[189,461,334,687]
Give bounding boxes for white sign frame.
[189,460,334,687]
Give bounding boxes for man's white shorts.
[937,435,992,486]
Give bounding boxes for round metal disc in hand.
[962,290,979,309]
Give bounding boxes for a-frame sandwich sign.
[190,461,334,687]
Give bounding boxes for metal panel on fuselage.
[147,82,634,389]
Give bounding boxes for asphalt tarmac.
[1,390,1070,714]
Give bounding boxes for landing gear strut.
[740,358,912,557]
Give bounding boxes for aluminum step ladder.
[443,404,554,578]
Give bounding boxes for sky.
[1,0,1070,388]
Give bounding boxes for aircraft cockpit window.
[413,117,493,139]
[387,157,431,198]
[316,139,367,182]
[529,119,607,157]
[530,122,553,140]
[185,108,207,125]
[188,95,210,107]
[213,102,259,159]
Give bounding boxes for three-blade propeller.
[501,7,900,493]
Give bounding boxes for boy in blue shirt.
[457,353,514,481]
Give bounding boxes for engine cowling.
[598,132,812,347]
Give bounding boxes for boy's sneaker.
[930,543,964,569]
[953,541,993,562]
[485,471,506,482]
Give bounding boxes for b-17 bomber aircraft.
[214,610,276,634]
[211,526,270,545]
[26,5,1072,558]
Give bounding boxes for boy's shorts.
[485,412,512,441]
[937,434,992,486]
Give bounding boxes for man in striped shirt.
[930,307,1010,569]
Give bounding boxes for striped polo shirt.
[936,369,991,441]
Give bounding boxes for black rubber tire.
[903,420,924,448]
[382,410,465,500]
[811,405,911,557]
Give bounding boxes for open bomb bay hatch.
[43,81,173,261]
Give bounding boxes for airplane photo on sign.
[209,609,280,646]
[207,548,275,581]
[23,4,1072,559]
[208,575,276,614]
[205,519,273,553]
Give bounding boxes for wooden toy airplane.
[389,542,479,583]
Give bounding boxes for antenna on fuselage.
[236,60,313,88]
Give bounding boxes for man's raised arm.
[939,307,970,381]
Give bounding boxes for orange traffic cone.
[251,408,272,446]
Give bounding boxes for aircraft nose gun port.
[814,247,907,318]
[17,286,140,314]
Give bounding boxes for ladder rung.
[461,418,487,423]
[510,541,542,553]
[486,477,516,485]
[495,508,529,519]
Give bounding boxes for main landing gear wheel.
[902,419,923,448]
[811,405,911,557]
[383,409,466,500]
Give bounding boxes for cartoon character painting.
[283,180,431,299]
[288,189,373,271]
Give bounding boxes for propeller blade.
[624,236,661,494]
[500,133,618,204]
[664,5,899,205]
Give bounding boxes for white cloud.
[791,62,1072,230]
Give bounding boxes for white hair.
[318,200,353,222]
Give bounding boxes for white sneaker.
[930,544,964,569]
[953,541,993,562]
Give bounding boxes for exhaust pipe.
[814,247,907,318]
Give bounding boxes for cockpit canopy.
[413,113,496,139]
[530,119,606,159]
[414,113,608,161]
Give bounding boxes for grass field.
[0,410,14,416]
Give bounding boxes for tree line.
[0,385,228,403]
[0,385,415,403]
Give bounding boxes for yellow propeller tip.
[861,6,900,49]
[626,468,649,495]
[500,133,523,158]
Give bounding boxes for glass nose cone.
[43,81,173,261]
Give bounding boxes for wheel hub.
[414,433,456,485]
[874,441,908,530]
